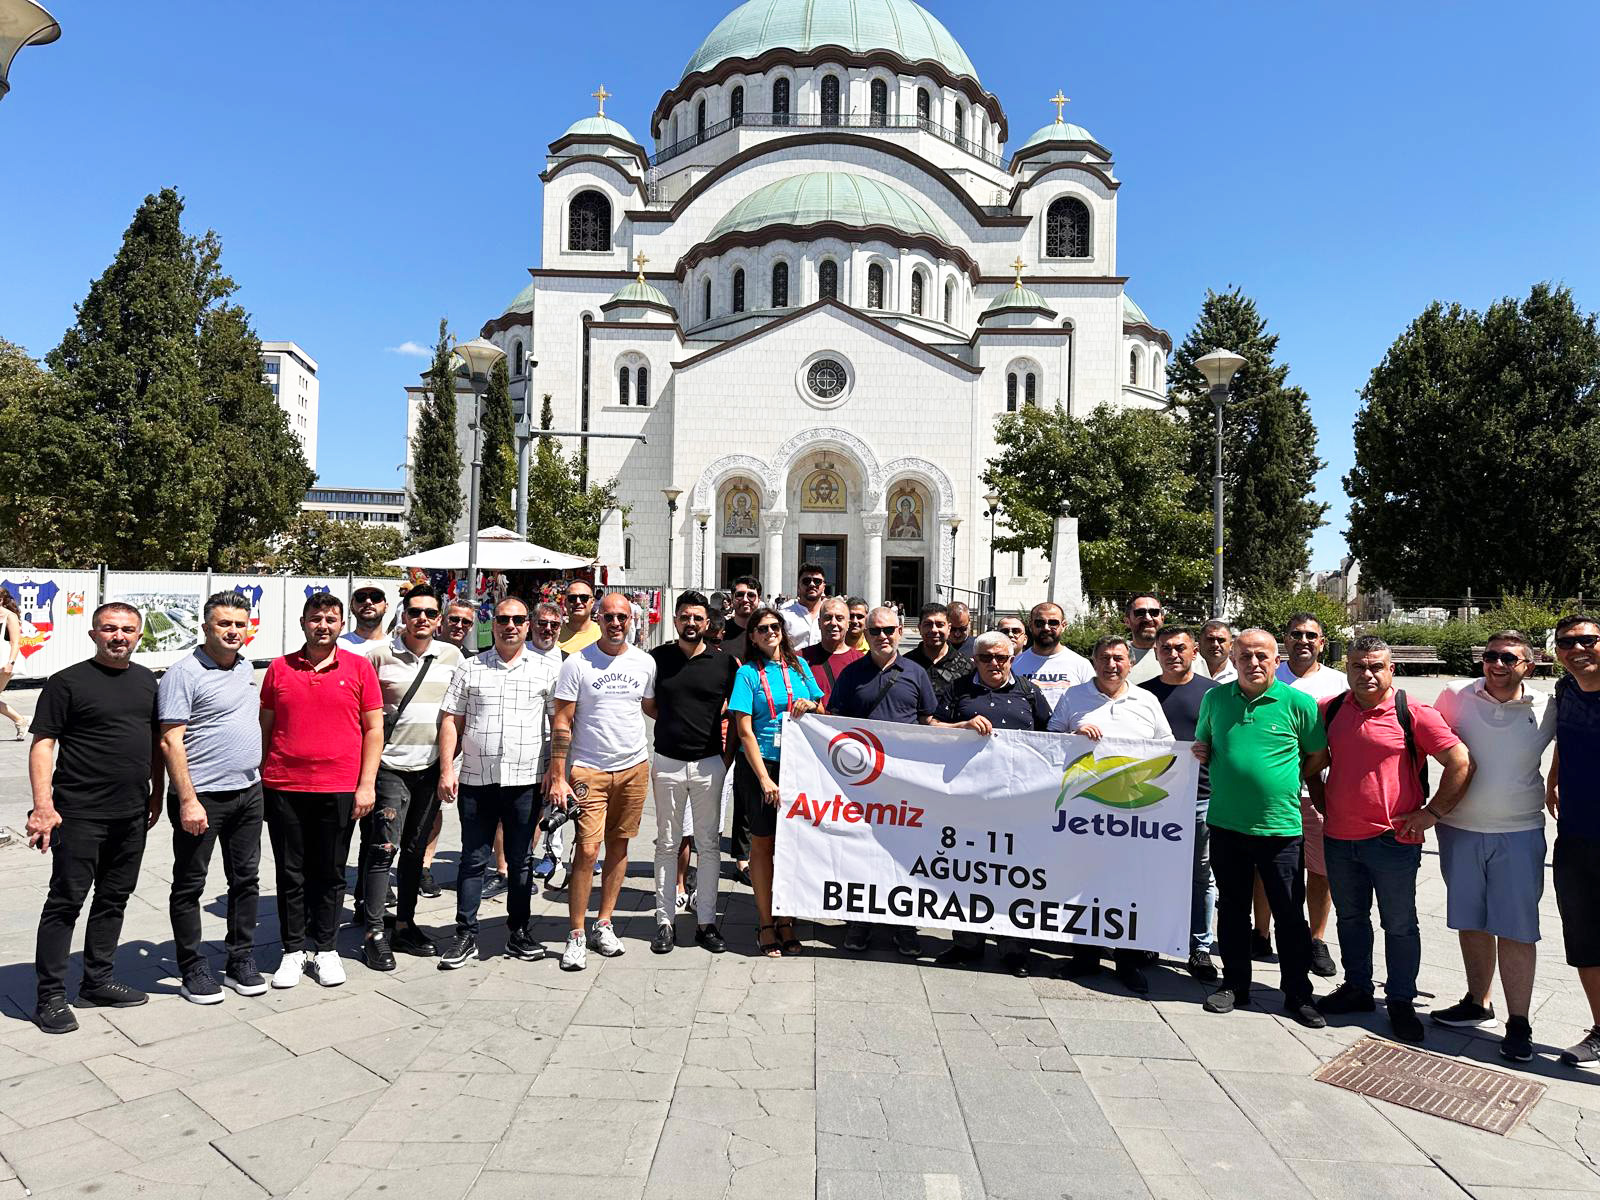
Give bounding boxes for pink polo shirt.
[1320,691,1460,842]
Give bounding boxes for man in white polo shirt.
[1430,629,1556,1062]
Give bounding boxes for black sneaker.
[1431,995,1496,1028]
[1500,1016,1534,1063]
[362,934,397,973]
[934,944,984,968]
[1559,1026,1600,1067]
[418,868,443,898]
[1309,939,1337,978]
[1251,930,1274,960]
[694,924,727,954]
[1204,988,1240,1014]
[1316,982,1376,1014]
[34,995,78,1034]
[482,874,508,903]
[180,961,224,1005]
[1388,1000,1425,1043]
[78,980,148,1008]
[842,922,871,953]
[391,923,437,957]
[651,924,675,954]
[437,933,477,970]
[1284,998,1328,1029]
[893,927,923,959]
[1186,951,1218,982]
[1114,959,1150,995]
[505,929,546,962]
[224,955,268,996]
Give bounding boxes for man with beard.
[905,602,974,705]
[1012,602,1093,717]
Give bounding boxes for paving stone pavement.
[0,678,1598,1198]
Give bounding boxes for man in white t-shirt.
[780,562,827,651]
[1429,629,1555,1061]
[548,592,657,971]
[1012,602,1093,715]
[1272,612,1347,977]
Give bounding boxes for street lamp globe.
[0,0,59,101]
[1194,349,1245,391]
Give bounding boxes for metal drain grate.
[1315,1037,1545,1135]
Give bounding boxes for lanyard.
[756,662,794,721]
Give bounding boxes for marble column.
[862,512,885,605]
[763,512,786,595]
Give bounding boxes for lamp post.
[0,0,59,102]
[1194,349,1246,616]
[983,491,1001,623]
[693,508,711,589]
[453,337,507,624]
[662,487,682,615]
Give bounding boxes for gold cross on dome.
[1011,256,1026,284]
[633,251,649,282]
[1050,90,1069,123]
[592,84,611,116]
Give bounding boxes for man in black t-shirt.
[1139,626,1220,982]
[27,602,163,1034]
[646,591,740,955]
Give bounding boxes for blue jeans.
[1323,831,1422,1002]
[456,783,539,937]
[1192,814,1216,953]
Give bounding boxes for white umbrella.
[387,525,591,571]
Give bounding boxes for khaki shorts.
[571,761,651,846]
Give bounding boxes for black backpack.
[1324,689,1431,798]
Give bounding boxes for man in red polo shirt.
[260,592,383,989]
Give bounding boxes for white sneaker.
[308,950,346,987]
[587,919,625,957]
[271,950,307,989]
[560,931,588,972]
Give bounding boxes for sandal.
[775,918,803,957]
[757,923,782,958]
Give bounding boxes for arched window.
[818,259,838,301]
[916,87,931,129]
[567,190,611,251]
[1006,372,1018,412]
[696,99,706,139]
[732,268,746,313]
[618,365,631,405]
[870,79,888,127]
[512,339,524,375]
[910,270,925,316]
[943,278,956,324]
[731,85,744,125]
[637,365,649,406]
[821,75,841,126]
[771,261,789,308]
[866,263,885,309]
[703,278,712,320]
[1045,196,1090,258]
[772,77,790,125]
[1025,372,1037,406]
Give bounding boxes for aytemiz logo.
[1053,751,1184,841]
[828,727,885,786]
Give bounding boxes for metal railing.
[649,111,1004,170]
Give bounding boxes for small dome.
[1122,294,1151,326]
[1017,120,1098,154]
[561,114,640,145]
[983,283,1052,317]
[607,278,674,310]
[685,0,979,82]
[710,171,944,241]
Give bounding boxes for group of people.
[20,570,1600,1073]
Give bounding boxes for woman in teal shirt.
[729,607,824,956]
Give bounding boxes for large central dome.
[709,171,945,241]
[684,0,978,83]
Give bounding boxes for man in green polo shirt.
[1194,627,1326,1027]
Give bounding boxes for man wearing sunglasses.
[351,585,461,968]
[341,587,389,647]
[1013,602,1093,718]
[557,579,601,654]
[1548,614,1600,1068]
[1429,630,1554,1060]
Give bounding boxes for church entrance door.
[885,557,924,615]
[799,536,846,596]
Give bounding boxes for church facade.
[479,0,1171,612]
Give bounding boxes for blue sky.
[3,2,1595,570]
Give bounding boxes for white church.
[475,0,1172,612]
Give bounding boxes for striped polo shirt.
[363,635,463,772]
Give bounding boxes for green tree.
[982,405,1211,595]
[477,355,515,530]
[1347,284,1600,594]
[1171,288,1326,594]
[408,319,462,550]
[269,511,405,576]
[525,394,620,557]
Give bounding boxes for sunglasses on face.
[976,653,1011,664]
[493,614,529,627]
[1556,634,1599,650]
[1286,630,1322,641]
[405,606,439,619]
[752,622,781,634]
[1481,651,1526,666]
[1130,607,1161,618]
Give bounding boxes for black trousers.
[1210,824,1314,1004]
[35,812,148,1001]
[265,789,354,953]
[168,783,263,973]
[367,764,440,931]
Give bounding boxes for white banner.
[773,716,1198,957]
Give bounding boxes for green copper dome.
[984,283,1051,316]
[1016,120,1098,153]
[685,0,978,82]
[561,114,640,145]
[607,278,674,309]
[1122,294,1151,325]
[710,171,945,241]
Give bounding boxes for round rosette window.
[797,353,854,408]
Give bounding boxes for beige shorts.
[571,761,651,846]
